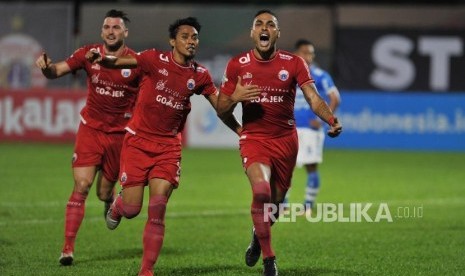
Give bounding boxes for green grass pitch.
[0,143,464,275]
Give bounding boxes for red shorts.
[239,131,298,191]
[73,123,124,182]
[119,134,182,188]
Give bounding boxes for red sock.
[111,194,141,219]
[251,181,275,259]
[140,195,168,274]
[111,194,124,219]
[63,192,87,253]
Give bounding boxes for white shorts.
[296,128,324,167]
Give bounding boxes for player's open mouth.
[259,33,270,47]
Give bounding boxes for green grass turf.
[0,143,464,275]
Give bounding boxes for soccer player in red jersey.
[217,10,342,276]
[86,17,241,276]
[35,10,142,266]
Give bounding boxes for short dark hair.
[294,39,314,50]
[169,17,201,39]
[105,9,130,25]
[254,9,278,20]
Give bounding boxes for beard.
[105,39,124,52]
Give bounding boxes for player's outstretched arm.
[301,83,342,138]
[85,49,137,69]
[35,52,71,79]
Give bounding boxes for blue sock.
[304,172,320,209]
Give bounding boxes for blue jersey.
[294,65,338,129]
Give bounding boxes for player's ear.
[250,29,253,38]
[277,29,281,38]
[169,38,175,48]
[124,28,128,38]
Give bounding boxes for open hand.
[231,76,261,103]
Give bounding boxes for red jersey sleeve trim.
[300,79,315,87]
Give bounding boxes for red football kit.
[66,44,141,181]
[221,49,314,190]
[119,49,217,187]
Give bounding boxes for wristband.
[328,116,336,127]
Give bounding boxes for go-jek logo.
[250,92,284,103]
[155,95,184,110]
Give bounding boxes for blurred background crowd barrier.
[1,2,464,151]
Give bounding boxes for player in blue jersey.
[286,39,341,215]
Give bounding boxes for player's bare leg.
[138,178,173,276]
[60,166,97,266]
[95,172,116,217]
[106,185,143,230]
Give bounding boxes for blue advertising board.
[327,92,465,151]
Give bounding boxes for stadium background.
[0,1,464,275]
[1,1,464,150]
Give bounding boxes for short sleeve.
[65,47,87,71]
[295,56,314,88]
[197,70,217,96]
[134,49,156,73]
[219,60,238,96]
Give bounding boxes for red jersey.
[126,49,217,143]
[66,44,142,133]
[221,50,313,139]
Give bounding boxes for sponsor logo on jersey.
[156,80,167,90]
[239,53,251,64]
[158,68,168,76]
[120,172,127,183]
[287,119,295,126]
[251,92,284,103]
[242,72,253,79]
[278,53,293,60]
[187,79,195,90]
[95,86,125,98]
[121,69,131,78]
[156,95,185,110]
[278,70,289,81]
